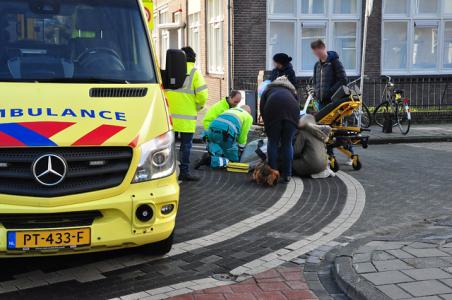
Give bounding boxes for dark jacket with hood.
[313,51,347,104]
[260,77,300,132]
[270,63,297,88]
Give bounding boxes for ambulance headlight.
[132,131,176,183]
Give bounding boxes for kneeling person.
[198,106,253,169]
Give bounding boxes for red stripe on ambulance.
[73,125,126,146]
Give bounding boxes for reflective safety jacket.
[166,62,208,133]
[210,107,253,147]
[203,97,230,130]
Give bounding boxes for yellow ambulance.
[0,0,186,256]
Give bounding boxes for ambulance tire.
[144,231,174,255]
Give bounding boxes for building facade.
[153,0,230,106]
[153,0,452,109]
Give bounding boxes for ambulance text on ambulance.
[0,108,127,121]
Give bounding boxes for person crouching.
[196,106,253,169]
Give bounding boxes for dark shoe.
[194,153,211,170]
[279,176,291,184]
[178,173,200,182]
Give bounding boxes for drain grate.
[212,273,236,281]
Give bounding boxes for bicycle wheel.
[361,103,372,128]
[374,101,397,128]
[396,102,411,135]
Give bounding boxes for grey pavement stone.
[403,247,450,258]
[373,251,397,261]
[401,268,452,281]
[387,249,416,260]
[440,279,452,288]
[376,284,412,299]
[353,252,372,263]
[354,262,377,274]
[410,242,440,249]
[403,257,452,269]
[440,294,452,300]
[362,271,414,286]
[398,280,452,297]
[413,297,443,300]
[374,259,413,272]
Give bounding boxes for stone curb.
[368,135,452,145]
[332,239,392,300]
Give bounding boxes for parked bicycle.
[374,75,411,135]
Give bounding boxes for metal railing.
[236,76,452,110]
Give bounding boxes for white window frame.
[188,12,201,68]
[266,0,362,77]
[207,0,224,74]
[382,0,452,75]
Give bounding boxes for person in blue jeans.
[260,76,300,183]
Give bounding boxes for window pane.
[383,22,408,70]
[416,0,439,15]
[384,0,409,15]
[446,1,452,14]
[269,22,295,67]
[301,0,325,15]
[334,22,357,70]
[269,0,295,15]
[444,23,452,69]
[301,27,326,71]
[413,25,438,69]
[334,0,358,15]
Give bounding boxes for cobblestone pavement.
[0,149,356,300]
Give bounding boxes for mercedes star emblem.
[32,154,67,186]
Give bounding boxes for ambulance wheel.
[352,155,362,171]
[330,157,340,173]
[144,231,174,255]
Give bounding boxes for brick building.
[153,0,452,109]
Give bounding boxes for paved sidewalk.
[194,124,452,145]
[332,216,452,300]
[168,267,318,300]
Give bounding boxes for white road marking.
[0,178,303,294]
[114,171,366,300]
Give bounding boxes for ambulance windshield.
[0,0,156,83]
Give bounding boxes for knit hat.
[273,53,292,66]
[182,46,196,63]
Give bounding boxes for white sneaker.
[311,166,336,179]
[345,158,353,166]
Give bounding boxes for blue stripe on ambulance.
[0,123,57,146]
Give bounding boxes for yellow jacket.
[203,97,230,130]
[166,62,208,133]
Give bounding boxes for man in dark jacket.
[311,40,347,107]
[270,53,297,88]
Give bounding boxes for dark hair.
[230,90,241,98]
[181,46,196,63]
[310,39,326,50]
[273,53,292,66]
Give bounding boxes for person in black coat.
[311,39,347,108]
[270,53,297,88]
[260,76,300,183]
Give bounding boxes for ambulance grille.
[0,147,133,197]
[89,88,148,98]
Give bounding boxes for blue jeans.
[178,132,194,176]
[266,120,297,177]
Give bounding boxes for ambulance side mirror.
[161,49,187,90]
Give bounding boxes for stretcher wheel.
[329,156,340,173]
[352,155,362,171]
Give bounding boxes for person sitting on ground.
[203,90,242,130]
[260,76,300,183]
[196,106,253,169]
[293,115,335,179]
[270,53,297,88]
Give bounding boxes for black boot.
[194,153,211,170]
[178,173,200,182]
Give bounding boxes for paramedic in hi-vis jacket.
[196,106,253,169]
[202,90,242,130]
[166,47,208,182]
